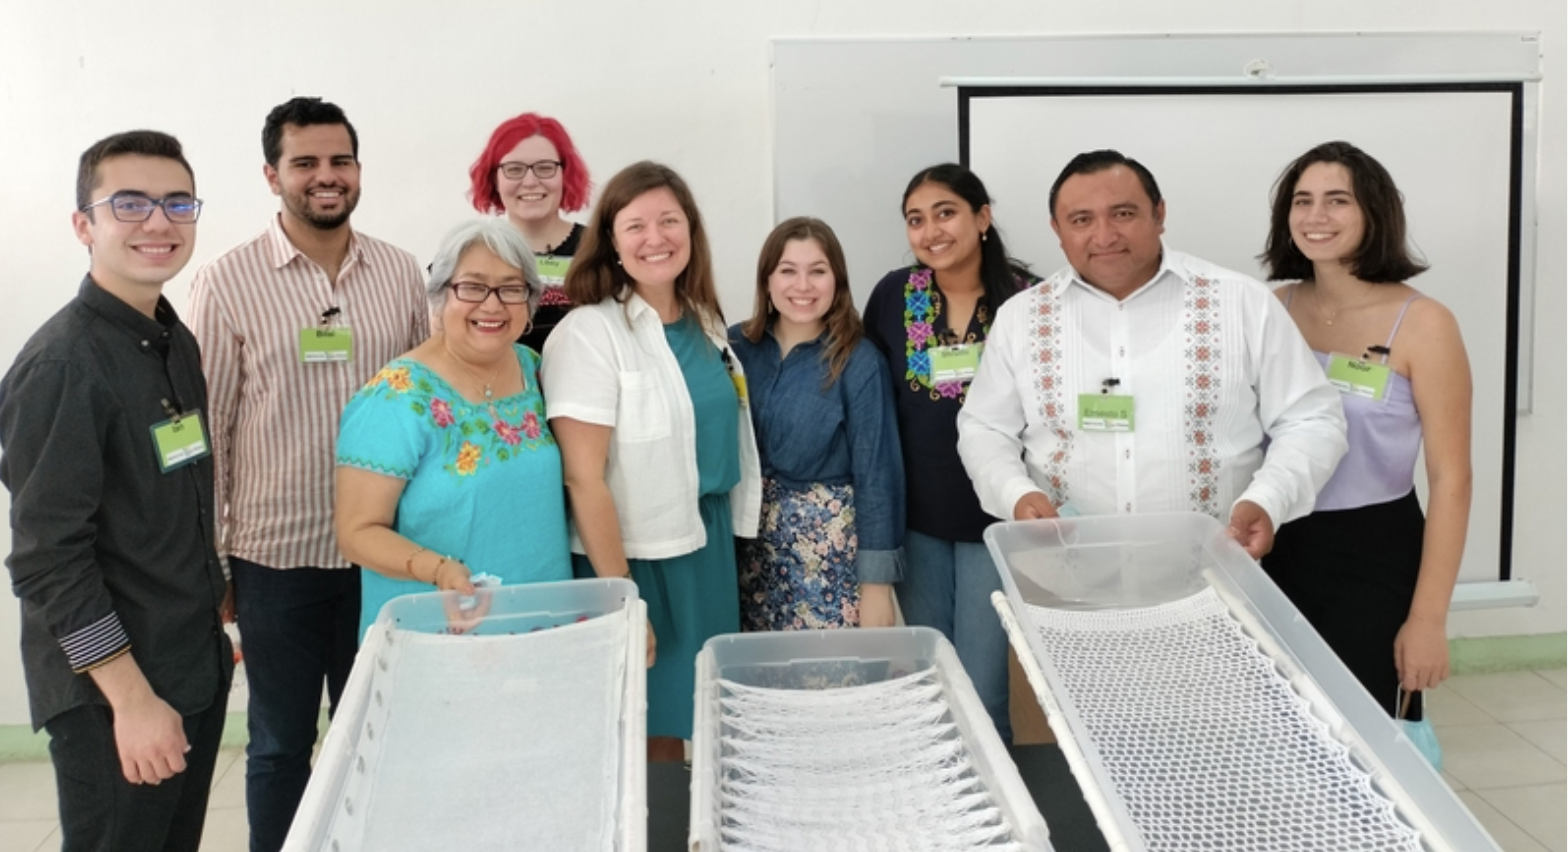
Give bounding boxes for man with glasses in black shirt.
[1,130,232,852]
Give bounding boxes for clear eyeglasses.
[80,191,203,223]
[446,282,531,305]
[496,160,562,181]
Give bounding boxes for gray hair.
[426,218,542,317]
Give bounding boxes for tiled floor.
[1430,669,1568,851]
[0,669,1562,851]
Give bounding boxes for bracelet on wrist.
[405,546,428,580]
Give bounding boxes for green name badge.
[535,255,571,284]
[930,342,983,383]
[150,412,210,472]
[299,327,353,363]
[1078,393,1135,432]
[1326,352,1390,401]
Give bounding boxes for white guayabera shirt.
[957,248,1347,528]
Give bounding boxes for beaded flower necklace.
[903,266,989,402]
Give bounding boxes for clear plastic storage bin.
[986,512,1499,852]
[283,578,646,852]
[690,627,1053,851]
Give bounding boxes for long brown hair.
[741,217,862,387]
[564,160,723,323]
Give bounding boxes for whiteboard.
[964,87,1517,585]
[771,34,1542,585]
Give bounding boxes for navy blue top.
[863,265,1034,542]
[727,325,905,583]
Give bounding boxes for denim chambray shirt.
[727,325,906,583]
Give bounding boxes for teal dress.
[575,314,741,739]
[337,345,572,638]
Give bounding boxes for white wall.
[0,1,1560,726]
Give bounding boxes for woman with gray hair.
[335,219,571,637]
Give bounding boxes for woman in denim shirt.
[729,218,905,630]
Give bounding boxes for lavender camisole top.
[1289,286,1426,512]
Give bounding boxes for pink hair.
[467,112,590,214]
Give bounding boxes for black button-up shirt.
[2,277,231,729]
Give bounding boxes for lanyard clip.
[320,306,341,330]
[160,398,182,423]
[1101,377,1121,395]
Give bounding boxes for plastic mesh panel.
[1025,588,1422,852]
[716,667,1025,851]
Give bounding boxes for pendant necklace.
[448,348,505,417]
[1312,283,1377,326]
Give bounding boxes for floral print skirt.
[739,478,860,631]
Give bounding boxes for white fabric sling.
[716,666,1029,852]
[282,580,645,852]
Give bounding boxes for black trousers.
[1264,489,1426,720]
[45,690,228,852]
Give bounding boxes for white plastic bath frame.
[987,512,1501,852]
[689,627,1053,852]
[282,578,647,852]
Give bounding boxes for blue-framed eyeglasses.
[80,191,203,224]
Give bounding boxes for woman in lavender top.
[1261,141,1472,721]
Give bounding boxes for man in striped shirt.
[187,97,428,852]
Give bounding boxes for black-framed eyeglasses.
[80,191,203,224]
[446,281,531,305]
[496,160,561,181]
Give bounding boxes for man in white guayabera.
[957,149,1347,558]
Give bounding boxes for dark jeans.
[46,691,227,852]
[231,559,360,852]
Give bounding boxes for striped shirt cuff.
[60,613,131,673]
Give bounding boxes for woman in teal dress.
[336,219,571,638]
[542,162,762,760]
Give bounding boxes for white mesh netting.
[349,613,629,851]
[715,666,1026,852]
[1024,588,1422,852]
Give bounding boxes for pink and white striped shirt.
[188,215,429,570]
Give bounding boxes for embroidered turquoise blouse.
[336,345,571,637]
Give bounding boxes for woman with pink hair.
[468,112,592,351]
